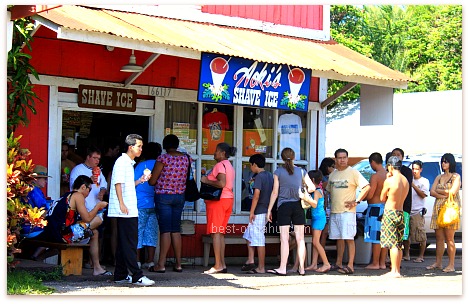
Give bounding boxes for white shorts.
[329,212,356,240]
[243,213,267,247]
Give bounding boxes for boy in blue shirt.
[242,154,274,274]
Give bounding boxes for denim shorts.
[155,193,185,233]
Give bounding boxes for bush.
[6,133,46,268]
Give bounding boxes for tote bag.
[184,154,200,202]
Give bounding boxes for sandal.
[337,266,354,275]
[425,264,442,270]
[442,267,455,273]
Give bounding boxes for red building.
[8,5,409,264]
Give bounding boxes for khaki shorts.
[409,213,427,243]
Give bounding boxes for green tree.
[328,5,462,107]
[7,17,41,137]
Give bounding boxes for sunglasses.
[442,159,449,163]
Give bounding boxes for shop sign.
[198,52,311,112]
[78,85,137,112]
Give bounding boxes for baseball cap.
[387,156,402,168]
[34,165,52,178]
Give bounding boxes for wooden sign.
[78,85,137,112]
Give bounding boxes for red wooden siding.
[15,84,50,171]
[28,26,320,98]
[202,5,323,30]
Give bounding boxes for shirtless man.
[379,156,409,278]
[364,152,388,270]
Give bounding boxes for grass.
[7,268,63,295]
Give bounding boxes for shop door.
[62,110,149,160]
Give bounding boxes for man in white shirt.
[69,146,107,219]
[406,160,430,263]
[108,134,155,287]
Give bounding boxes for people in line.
[148,134,188,273]
[391,148,413,261]
[301,170,331,273]
[364,152,388,270]
[32,175,110,276]
[201,142,237,274]
[60,142,76,196]
[318,157,335,256]
[108,134,155,286]
[407,160,430,263]
[135,142,161,270]
[328,148,370,275]
[379,156,409,278]
[427,153,461,273]
[266,147,311,276]
[241,154,274,274]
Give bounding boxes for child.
[301,170,331,273]
[241,154,274,274]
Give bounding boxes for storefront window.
[242,107,274,158]
[201,104,234,155]
[277,110,307,160]
[164,101,198,154]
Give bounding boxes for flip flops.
[241,263,256,271]
[442,268,455,273]
[413,258,425,263]
[315,265,331,273]
[148,266,165,273]
[247,269,264,274]
[338,266,354,275]
[329,264,340,271]
[203,267,226,274]
[94,270,113,276]
[267,269,287,276]
[426,265,442,270]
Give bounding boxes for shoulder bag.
[437,192,460,228]
[184,154,200,202]
[199,162,226,201]
[300,169,313,210]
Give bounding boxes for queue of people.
[23,138,460,282]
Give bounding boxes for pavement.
[13,246,463,297]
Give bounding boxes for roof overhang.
[30,5,410,89]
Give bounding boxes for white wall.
[325,90,463,158]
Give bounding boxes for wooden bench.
[202,234,313,267]
[20,239,90,276]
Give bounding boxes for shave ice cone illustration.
[288,68,305,103]
[92,166,101,187]
[210,57,229,93]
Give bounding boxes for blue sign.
[198,52,311,112]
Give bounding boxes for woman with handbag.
[201,142,237,274]
[427,153,461,273]
[266,147,312,276]
[148,134,189,273]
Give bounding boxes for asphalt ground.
[11,245,463,298]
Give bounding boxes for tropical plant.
[7,17,41,137]
[6,133,46,269]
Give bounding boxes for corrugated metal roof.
[35,5,410,88]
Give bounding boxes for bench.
[20,239,90,276]
[202,234,313,267]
